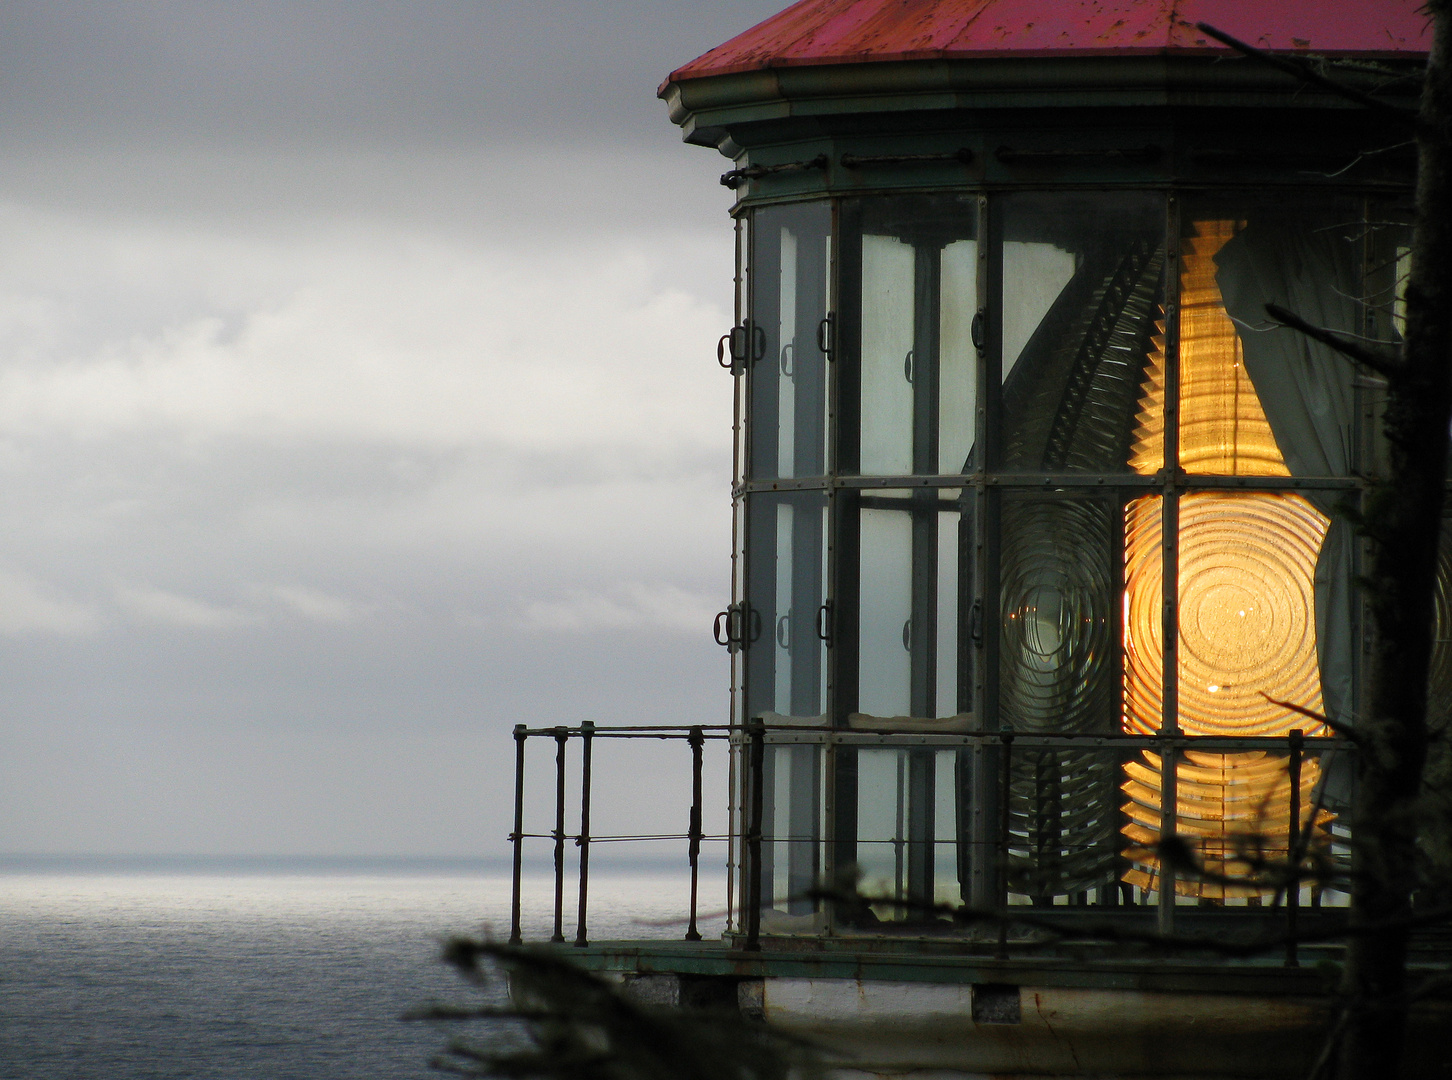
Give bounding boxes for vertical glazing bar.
[821,735,837,935]
[997,731,1013,959]
[980,194,1002,730]
[746,718,766,951]
[906,749,936,910]
[731,214,745,724]
[1110,489,1129,907]
[970,194,1004,913]
[894,751,906,899]
[726,733,738,934]
[821,200,840,937]
[574,721,594,948]
[687,726,705,942]
[832,200,863,726]
[1158,739,1178,935]
[551,727,568,944]
[510,724,527,945]
[1286,729,1304,967]
[726,213,746,938]
[1158,194,1183,935]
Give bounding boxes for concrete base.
[758,977,1328,1077]
[619,972,1452,1079]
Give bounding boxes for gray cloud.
[0,1,783,151]
[0,0,772,857]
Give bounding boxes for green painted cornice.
[663,55,1423,151]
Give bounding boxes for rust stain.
[1034,991,1085,1074]
[666,0,1432,85]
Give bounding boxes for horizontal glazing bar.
[737,473,1367,494]
[746,731,1352,751]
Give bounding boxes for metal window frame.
[734,187,1377,933]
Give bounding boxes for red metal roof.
[667,0,1431,83]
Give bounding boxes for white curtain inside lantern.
[1215,223,1361,743]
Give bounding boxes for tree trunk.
[1338,3,1452,1076]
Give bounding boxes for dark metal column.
[687,726,705,942]
[574,721,593,948]
[745,718,766,951]
[509,724,526,945]
[551,727,568,944]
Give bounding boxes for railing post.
[687,726,705,942]
[1286,728,1304,968]
[745,716,765,952]
[551,726,568,944]
[575,721,594,948]
[509,724,527,945]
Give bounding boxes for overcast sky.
[0,1,783,859]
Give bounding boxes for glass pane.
[850,194,979,476]
[1123,491,1330,740]
[856,490,971,721]
[1135,199,1363,744]
[1177,492,1328,739]
[997,492,1121,904]
[1002,241,1075,385]
[1122,494,1164,734]
[744,492,828,723]
[999,492,1118,734]
[1121,745,1334,904]
[858,500,912,715]
[748,203,830,479]
[1175,199,1363,479]
[1005,742,1122,904]
[861,234,915,475]
[849,746,962,923]
[759,742,823,926]
[940,238,979,473]
[1174,220,1288,477]
[999,192,1165,473]
[853,747,902,904]
[1122,490,1340,906]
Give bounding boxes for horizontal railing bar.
[514,725,734,738]
[513,833,730,842]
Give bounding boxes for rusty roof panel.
[666,0,1431,85]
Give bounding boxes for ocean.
[0,858,726,1079]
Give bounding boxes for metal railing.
[738,722,1353,967]
[507,722,733,947]
[507,719,1353,968]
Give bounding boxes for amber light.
[1122,220,1330,899]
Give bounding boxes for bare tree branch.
[1196,22,1420,127]
[1261,692,1368,745]
[1263,302,1404,378]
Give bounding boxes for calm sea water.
[0,859,726,1079]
